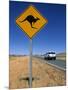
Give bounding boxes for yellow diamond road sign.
[16,5,48,39]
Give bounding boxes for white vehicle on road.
[44,52,56,60]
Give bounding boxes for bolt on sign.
[16,5,48,39]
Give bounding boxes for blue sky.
[9,1,66,55]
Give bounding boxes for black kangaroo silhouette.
[20,15,40,29]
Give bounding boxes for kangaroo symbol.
[20,15,40,29]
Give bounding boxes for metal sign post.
[29,39,32,88]
[16,5,48,88]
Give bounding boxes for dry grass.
[56,52,66,60]
[9,56,66,89]
[56,56,66,60]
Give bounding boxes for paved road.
[34,56,66,71]
[46,59,66,69]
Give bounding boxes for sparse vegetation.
[9,56,66,89]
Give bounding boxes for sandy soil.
[9,56,66,89]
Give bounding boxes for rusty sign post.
[16,5,48,88]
